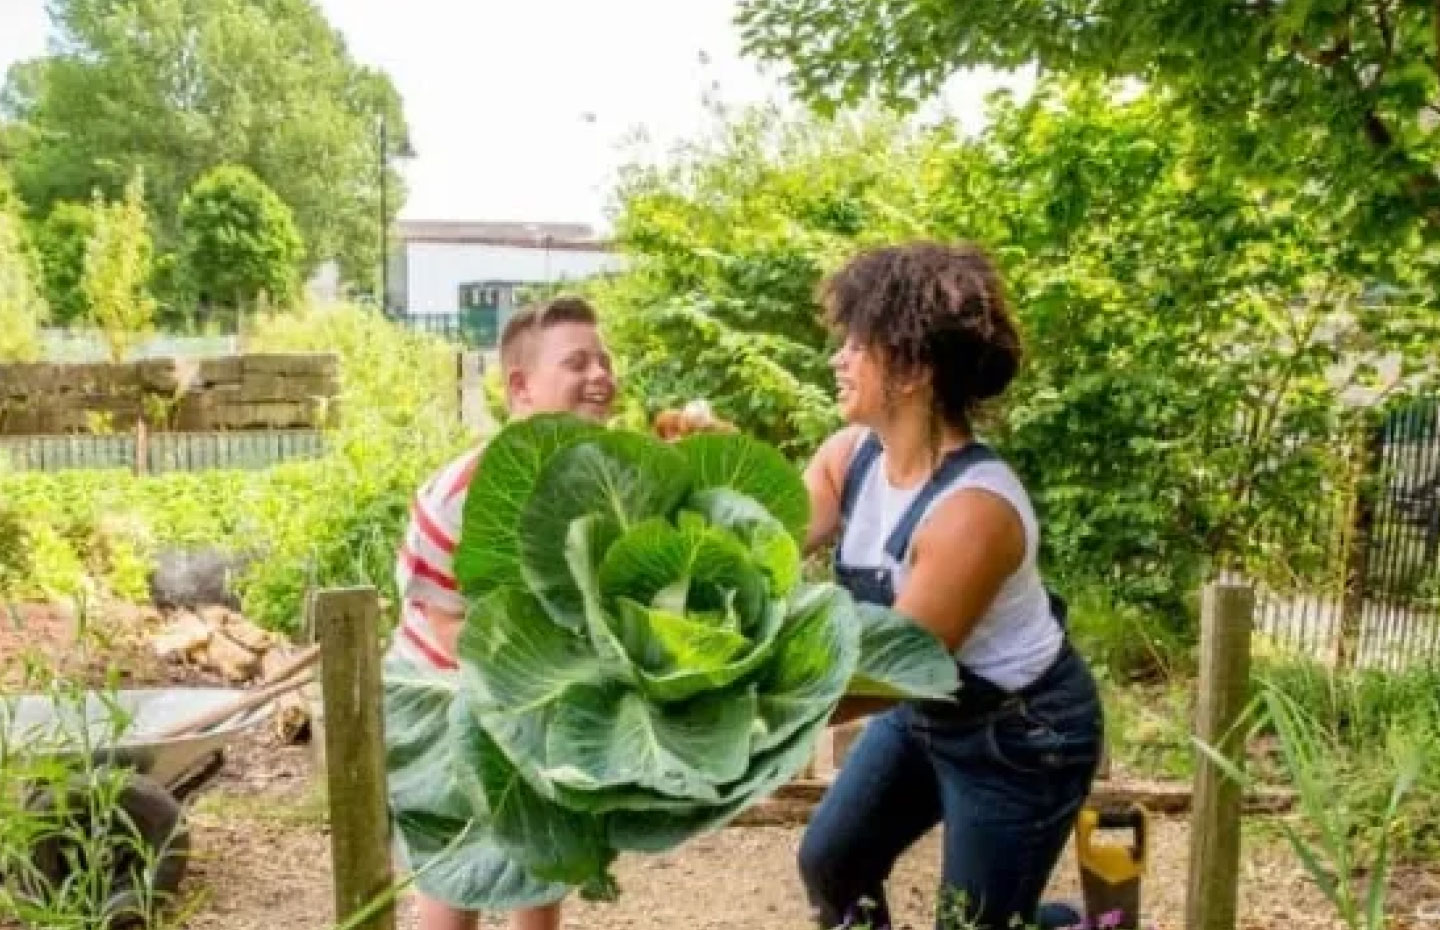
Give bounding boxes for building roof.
[397,220,616,252]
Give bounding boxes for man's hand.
[423,605,465,660]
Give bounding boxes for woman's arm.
[894,487,1026,652]
[802,426,866,556]
[825,488,1025,726]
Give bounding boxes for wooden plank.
[1185,581,1254,930]
[766,776,1293,817]
[313,586,396,930]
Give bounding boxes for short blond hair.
[498,295,600,371]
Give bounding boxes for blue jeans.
[798,646,1104,930]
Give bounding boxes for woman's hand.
[653,400,737,441]
[827,695,895,727]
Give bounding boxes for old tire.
[23,772,190,928]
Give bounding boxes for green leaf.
[567,514,640,678]
[753,583,860,751]
[847,603,961,701]
[615,597,751,672]
[686,488,802,596]
[522,432,692,627]
[456,414,602,596]
[597,518,766,626]
[382,655,568,910]
[455,587,609,714]
[676,432,810,545]
[629,598,786,703]
[451,694,617,897]
[604,700,833,853]
[542,682,757,801]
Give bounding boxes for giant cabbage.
[383,414,958,908]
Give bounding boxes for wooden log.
[204,630,261,683]
[261,646,313,743]
[151,612,212,662]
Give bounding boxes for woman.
[798,241,1103,930]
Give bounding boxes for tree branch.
[1376,0,1395,61]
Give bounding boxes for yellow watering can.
[1074,803,1149,930]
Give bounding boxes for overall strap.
[838,431,883,525]
[883,442,1000,562]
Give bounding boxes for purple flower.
[1098,909,1126,930]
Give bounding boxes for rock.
[205,630,260,682]
[148,547,254,609]
[151,612,212,661]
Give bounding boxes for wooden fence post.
[1338,421,1382,668]
[457,349,494,434]
[314,586,395,930]
[1185,581,1254,930]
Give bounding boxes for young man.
[390,296,616,930]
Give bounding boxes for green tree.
[178,165,304,314]
[34,201,95,326]
[83,173,156,362]
[2,0,409,291]
[0,169,48,361]
[601,84,1440,626]
[735,0,1440,254]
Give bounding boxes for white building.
[385,220,627,315]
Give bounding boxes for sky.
[0,0,1033,233]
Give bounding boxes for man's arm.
[422,605,465,659]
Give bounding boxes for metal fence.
[0,430,329,474]
[390,311,498,349]
[1245,397,1440,671]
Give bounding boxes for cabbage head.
[383,414,959,908]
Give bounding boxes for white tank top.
[837,440,1064,691]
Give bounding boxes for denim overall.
[798,436,1104,930]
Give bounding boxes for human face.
[509,322,616,422]
[829,334,889,427]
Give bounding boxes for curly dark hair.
[819,240,1022,428]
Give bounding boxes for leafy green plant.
[33,201,96,326]
[1195,676,1426,930]
[82,171,156,363]
[0,167,48,363]
[384,414,959,908]
[178,165,304,314]
[1,659,197,928]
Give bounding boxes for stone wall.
[0,354,340,435]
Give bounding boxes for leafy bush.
[384,414,958,907]
[33,201,95,326]
[178,165,304,314]
[0,168,48,362]
[599,83,1440,634]
[82,172,156,362]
